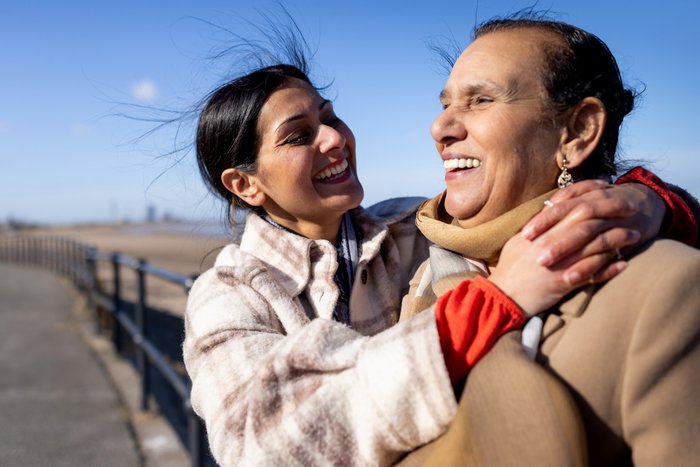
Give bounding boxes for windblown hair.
[196,64,313,215]
[194,10,322,219]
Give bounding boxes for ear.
[221,168,266,207]
[558,97,607,170]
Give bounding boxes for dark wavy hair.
[192,7,325,220]
[473,14,637,179]
[196,64,314,216]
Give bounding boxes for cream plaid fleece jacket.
[183,199,458,467]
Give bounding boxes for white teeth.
[316,159,349,180]
[443,158,481,170]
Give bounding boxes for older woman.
[400,16,700,466]
[182,24,697,467]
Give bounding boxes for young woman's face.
[253,79,364,233]
[431,29,565,228]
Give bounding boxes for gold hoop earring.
[558,156,573,188]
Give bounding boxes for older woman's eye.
[473,96,494,106]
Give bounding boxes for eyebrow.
[275,99,332,133]
[439,80,512,102]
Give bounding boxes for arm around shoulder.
[184,255,457,466]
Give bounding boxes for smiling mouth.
[315,158,350,182]
[443,157,481,171]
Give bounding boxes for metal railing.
[0,232,208,467]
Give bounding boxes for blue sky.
[2,0,698,224]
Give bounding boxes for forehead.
[445,28,555,95]
[259,79,322,125]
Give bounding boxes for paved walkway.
[0,263,141,467]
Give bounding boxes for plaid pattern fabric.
[183,200,457,466]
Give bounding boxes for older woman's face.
[431,29,564,228]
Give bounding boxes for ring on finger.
[543,199,555,208]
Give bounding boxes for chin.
[332,186,364,214]
[346,188,364,211]
[444,192,477,220]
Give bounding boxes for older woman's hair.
[196,64,314,215]
[474,17,636,180]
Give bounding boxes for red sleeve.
[434,276,525,387]
[615,166,697,246]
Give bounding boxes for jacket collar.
[237,208,388,298]
[350,207,388,265]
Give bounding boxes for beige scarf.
[416,189,558,266]
[404,189,557,318]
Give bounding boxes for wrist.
[488,271,531,317]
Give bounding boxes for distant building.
[146,204,157,223]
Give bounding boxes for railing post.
[111,252,123,354]
[18,235,25,265]
[85,247,100,332]
[14,235,20,264]
[32,235,41,267]
[28,236,34,267]
[186,401,206,467]
[67,238,75,283]
[47,236,54,273]
[136,258,150,411]
[61,236,69,277]
[38,236,44,270]
[72,241,80,287]
[56,236,62,275]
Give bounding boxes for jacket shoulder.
[629,239,700,269]
[363,197,427,225]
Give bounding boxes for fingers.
[548,179,610,203]
[522,184,636,241]
[536,218,641,267]
[572,227,640,260]
[560,252,628,287]
[588,261,628,284]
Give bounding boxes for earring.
[558,156,573,188]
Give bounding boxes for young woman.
[183,56,696,466]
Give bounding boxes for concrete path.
[0,263,141,467]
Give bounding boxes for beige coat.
[538,239,700,465]
[401,239,700,466]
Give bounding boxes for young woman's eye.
[284,133,309,145]
[324,115,342,128]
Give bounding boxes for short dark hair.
[474,16,636,179]
[195,64,313,216]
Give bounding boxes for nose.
[430,107,466,148]
[318,123,347,154]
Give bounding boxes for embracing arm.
[520,167,698,285]
[183,265,458,467]
[615,166,699,246]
